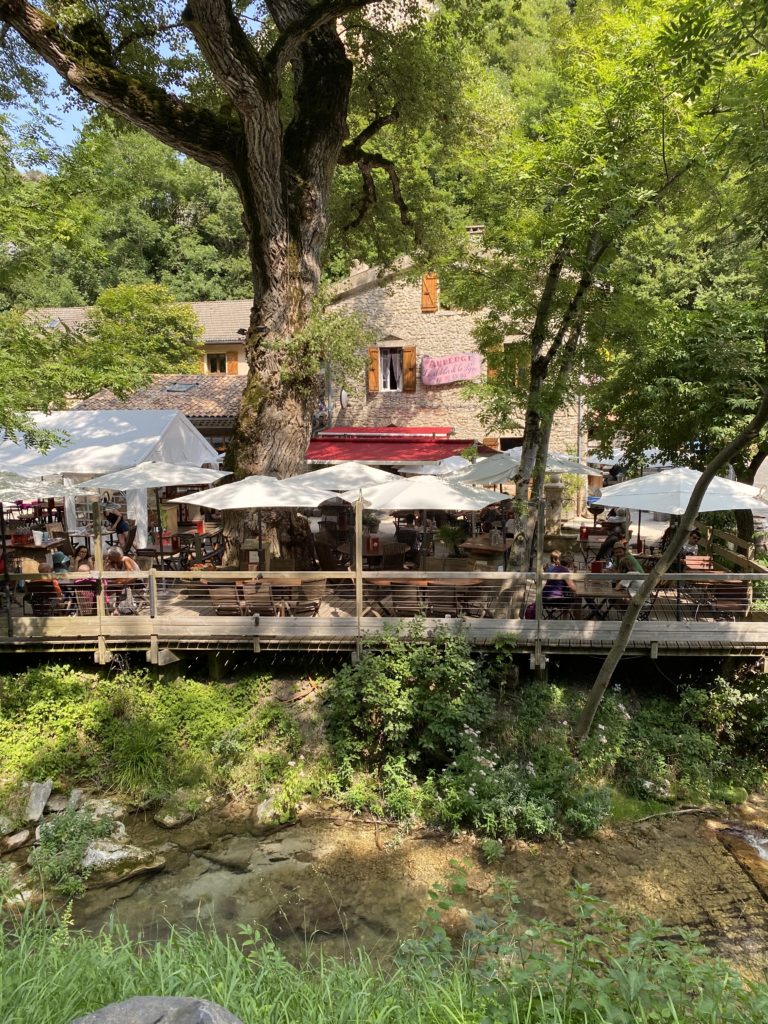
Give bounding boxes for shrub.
[28,809,115,899]
[325,622,495,769]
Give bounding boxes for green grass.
[2,892,767,1024]
[607,789,668,822]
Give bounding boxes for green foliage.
[0,666,291,806]
[326,621,496,768]
[28,809,115,899]
[3,890,768,1024]
[0,282,200,442]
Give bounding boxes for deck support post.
[650,641,658,659]
[147,635,159,664]
[207,651,225,681]
[354,496,363,662]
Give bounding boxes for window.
[367,345,417,393]
[207,354,227,374]
[380,347,403,391]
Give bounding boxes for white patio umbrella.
[283,461,398,491]
[173,475,337,511]
[400,455,471,477]
[598,467,768,516]
[79,461,231,559]
[452,450,589,486]
[172,475,339,570]
[340,474,497,512]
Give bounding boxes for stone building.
[29,300,252,376]
[326,264,584,456]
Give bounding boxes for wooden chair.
[204,581,245,616]
[698,580,752,621]
[286,579,326,617]
[23,580,68,616]
[426,583,458,617]
[239,581,278,616]
[683,555,714,571]
[389,583,425,616]
[315,540,346,571]
[122,525,138,553]
[380,542,409,570]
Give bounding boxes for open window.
[367,345,417,393]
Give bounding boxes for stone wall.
[328,268,584,454]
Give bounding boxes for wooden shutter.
[403,346,417,392]
[200,352,207,373]
[486,346,500,380]
[483,437,500,450]
[226,351,239,375]
[367,347,380,393]
[421,272,438,313]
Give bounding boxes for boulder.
[45,793,69,813]
[1,828,30,852]
[0,815,16,839]
[154,808,194,830]
[35,819,126,843]
[82,839,154,873]
[67,788,85,810]
[82,840,165,889]
[70,995,243,1023]
[25,779,53,823]
[83,797,126,821]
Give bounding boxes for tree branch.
[114,20,184,55]
[0,0,241,175]
[345,158,377,229]
[182,0,273,106]
[265,0,379,73]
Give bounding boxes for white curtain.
[126,488,148,548]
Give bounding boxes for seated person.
[26,562,66,614]
[73,546,94,572]
[681,529,702,557]
[51,550,71,574]
[105,511,131,549]
[596,526,626,564]
[542,549,579,615]
[105,546,140,572]
[610,542,645,603]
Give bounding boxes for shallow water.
[69,802,768,974]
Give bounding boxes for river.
[71,796,768,976]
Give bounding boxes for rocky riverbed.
[56,796,768,976]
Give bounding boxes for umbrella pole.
[637,509,642,552]
[354,496,363,656]
[422,509,427,569]
[1,502,13,639]
[155,490,164,567]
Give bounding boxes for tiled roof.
[73,374,245,421]
[28,299,254,345]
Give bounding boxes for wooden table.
[367,576,484,616]
[573,577,617,620]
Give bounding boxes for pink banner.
[421,352,483,386]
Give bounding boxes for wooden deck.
[2,568,768,663]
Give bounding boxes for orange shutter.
[486,346,500,380]
[226,351,239,375]
[482,437,500,450]
[367,347,379,392]
[403,346,417,391]
[421,272,438,313]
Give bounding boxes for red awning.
[306,428,497,465]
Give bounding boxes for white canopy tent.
[0,411,221,547]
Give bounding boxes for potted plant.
[436,522,468,557]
